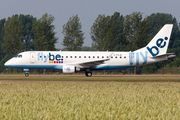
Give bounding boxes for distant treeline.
[0,12,180,74]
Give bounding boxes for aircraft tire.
[25,73,29,77]
[86,71,92,77]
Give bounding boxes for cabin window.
[93,56,95,58]
[115,56,117,58]
[89,56,91,58]
[84,56,86,58]
[102,56,104,58]
[124,56,126,59]
[66,56,68,58]
[75,56,77,58]
[97,56,99,58]
[111,56,113,58]
[70,56,72,58]
[107,56,108,58]
[62,56,63,58]
[44,56,46,58]
[79,56,81,58]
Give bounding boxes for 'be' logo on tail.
[146,37,168,57]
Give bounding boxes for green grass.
[0,76,180,82]
[0,81,180,119]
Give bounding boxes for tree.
[62,15,84,51]
[90,12,126,51]
[3,15,23,55]
[81,46,97,51]
[106,12,125,51]
[90,14,110,51]
[124,12,148,51]
[18,14,36,51]
[32,13,57,51]
[0,18,6,59]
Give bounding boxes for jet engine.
[62,65,81,73]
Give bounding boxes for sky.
[0,0,179,49]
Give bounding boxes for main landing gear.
[85,71,92,77]
[85,69,92,77]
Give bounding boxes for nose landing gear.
[24,69,29,77]
[25,72,29,77]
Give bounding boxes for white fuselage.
[4,50,168,71]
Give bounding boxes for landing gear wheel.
[85,71,92,77]
[25,72,29,77]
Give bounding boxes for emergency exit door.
[30,52,35,63]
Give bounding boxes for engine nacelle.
[62,65,81,74]
[63,65,75,73]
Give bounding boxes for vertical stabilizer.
[146,24,173,57]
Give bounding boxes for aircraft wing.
[68,52,113,68]
[79,59,109,68]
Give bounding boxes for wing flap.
[79,59,109,68]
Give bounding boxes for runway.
[0,74,180,83]
[0,74,180,78]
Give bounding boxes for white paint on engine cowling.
[63,65,75,73]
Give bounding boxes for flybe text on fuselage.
[37,52,63,63]
[129,51,148,66]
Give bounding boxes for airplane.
[4,24,175,77]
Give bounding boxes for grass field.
[0,76,180,119]
[0,75,180,82]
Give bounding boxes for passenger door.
[30,52,35,63]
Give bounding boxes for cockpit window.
[14,54,22,58]
[18,55,22,58]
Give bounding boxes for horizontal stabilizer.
[151,53,176,59]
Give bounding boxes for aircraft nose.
[4,60,11,67]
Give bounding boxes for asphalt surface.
[0,75,180,77]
